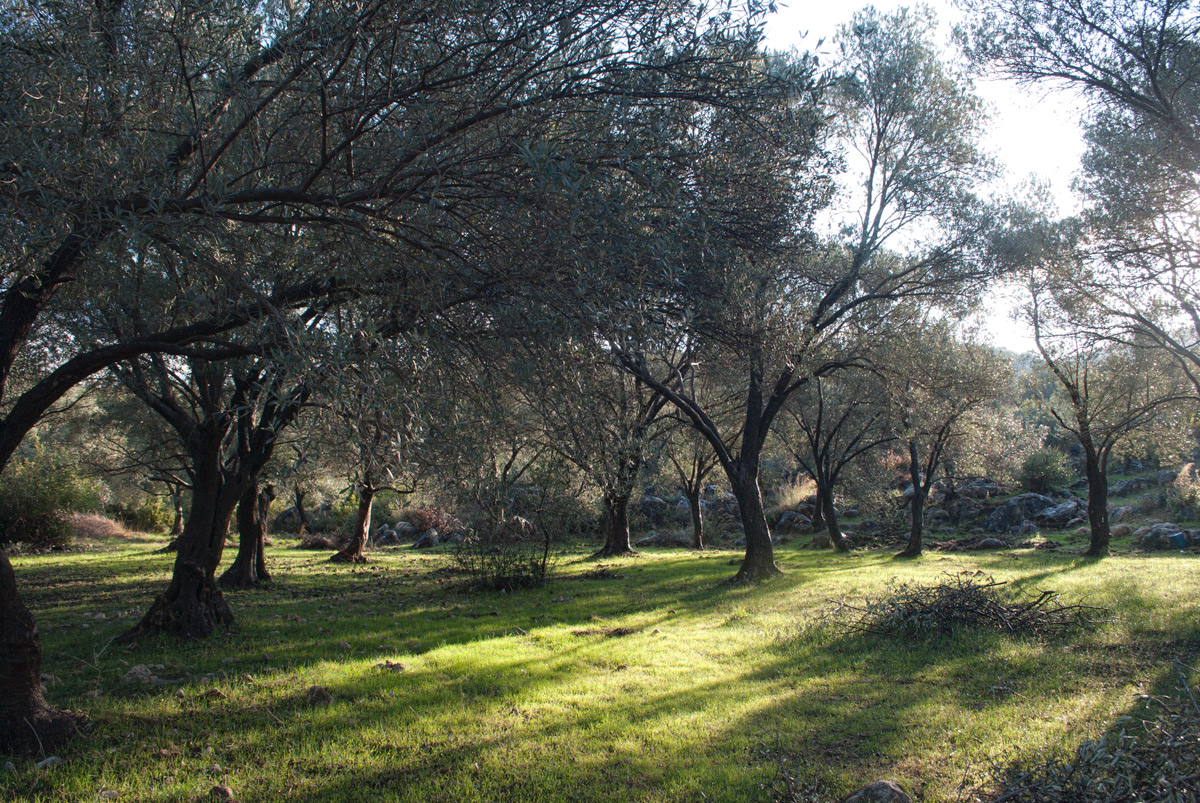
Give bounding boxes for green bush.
[1019,448,1073,494]
[0,447,100,550]
[105,496,172,533]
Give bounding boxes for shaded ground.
[3,531,1199,802]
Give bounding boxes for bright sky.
[763,0,1089,353]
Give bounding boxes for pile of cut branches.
[966,660,1200,802]
[829,573,1104,638]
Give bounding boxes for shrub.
[1018,448,1073,494]
[453,528,556,592]
[1169,463,1200,517]
[71,513,132,541]
[774,475,817,513]
[401,505,464,534]
[105,496,172,532]
[0,447,100,550]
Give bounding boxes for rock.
[777,510,812,532]
[272,507,300,528]
[445,532,466,544]
[122,664,158,685]
[1137,529,1198,550]
[1074,526,1090,536]
[35,756,63,770]
[842,780,913,803]
[306,685,333,707]
[1035,499,1080,528]
[640,496,669,524]
[925,507,952,530]
[411,529,439,549]
[960,478,1003,499]
[371,527,401,547]
[810,533,832,549]
[1112,476,1155,497]
[210,785,239,802]
[969,537,1007,550]
[393,521,417,537]
[1109,505,1134,523]
[1135,522,1182,538]
[1111,523,1133,537]
[1158,469,1178,485]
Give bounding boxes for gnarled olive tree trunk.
[331,485,374,564]
[0,551,78,756]
[594,491,636,557]
[120,424,236,640]
[219,480,273,588]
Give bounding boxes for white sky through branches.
[764,0,1088,353]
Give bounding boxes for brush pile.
[831,573,1103,638]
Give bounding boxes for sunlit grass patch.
[5,542,1199,802]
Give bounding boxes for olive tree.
[1028,283,1194,556]
[612,7,1000,581]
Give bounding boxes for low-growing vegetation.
[3,530,1199,802]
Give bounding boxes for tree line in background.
[0,0,1197,757]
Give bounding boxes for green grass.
[4,533,1199,803]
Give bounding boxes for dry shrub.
[1171,463,1200,514]
[776,475,817,512]
[830,573,1104,639]
[295,533,348,551]
[402,506,463,534]
[967,660,1200,802]
[71,513,132,541]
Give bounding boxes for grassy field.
[4,529,1199,803]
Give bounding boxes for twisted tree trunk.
[0,551,78,756]
[119,425,236,640]
[219,479,271,588]
[594,492,636,557]
[730,461,781,582]
[331,486,373,564]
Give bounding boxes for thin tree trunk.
[897,441,925,558]
[1084,452,1110,557]
[594,493,636,557]
[255,485,273,580]
[331,486,373,563]
[119,426,237,641]
[0,550,78,756]
[730,461,781,582]
[822,485,850,552]
[294,486,310,534]
[687,484,704,549]
[810,475,826,532]
[170,484,184,536]
[219,480,266,589]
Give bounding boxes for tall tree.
[781,368,894,552]
[886,326,1009,558]
[612,8,999,581]
[1028,283,1193,556]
